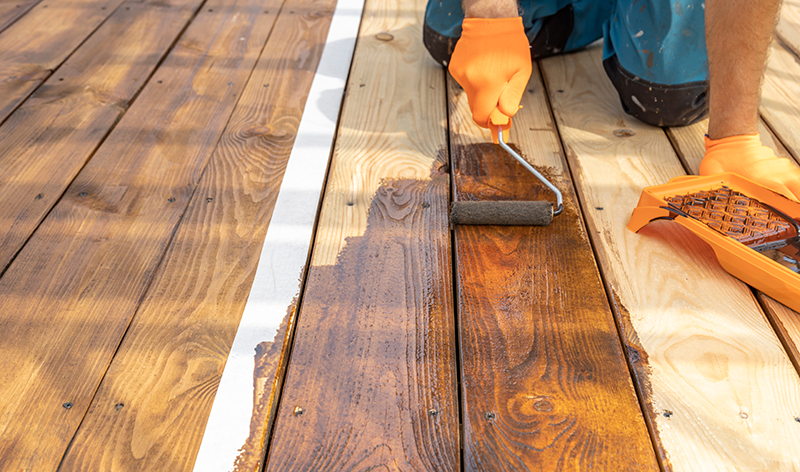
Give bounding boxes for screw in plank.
[795,417,800,423]
[63,402,73,409]
[78,192,87,197]
[346,202,354,206]
[428,408,438,417]
[168,197,175,202]
[596,207,603,210]
[739,412,749,419]
[206,197,213,202]
[422,203,430,208]
[115,403,124,410]
[35,194,43,200]
[613,129,635,138]
[663,409,673,418]
[485,412,495,421]
[293,406,304,417]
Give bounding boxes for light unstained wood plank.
[56,1,348,471]
[0,1,278,470]
[0,0,203,277]
[448,68,658,471]
[667,116,800,378]
[0,0,41,33]
[263,0,459,468]
[778,0,800,58]
[760,42,800,161]
[0,0,128,124]
[540,45,800,470]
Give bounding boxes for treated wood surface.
[448,68,658,471]
[0,0,40,32]
[0,0,127,124]
[56,1,347,470]
[541,45,800,470]
[0,0,277,469]
[263,0,459,468]
[193,0,362,470]
[0,0,202,276]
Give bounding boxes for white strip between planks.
[192,0,363,469]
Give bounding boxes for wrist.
[463,0,518,18]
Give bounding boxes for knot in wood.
[613,129,635,138]
[375,32,394,41]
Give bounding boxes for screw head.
[485,412,495,421]
[115,403,124,410]
[428,408,437,417]
[293,406,304,416]
[63,402,73,409]
[663,409,673,418]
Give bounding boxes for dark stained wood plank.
[0,0,279,469]
[263,0,459,468]
[448,68,658,471]
[0,0,41,33]
[0,0,130,124]
[0,0,204,277]
[56,1,343,470]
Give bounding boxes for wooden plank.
[57,0,357,470]
[778,0,800,58]
[0,0,203,278]
[0,1,279,469]
[192,1,362,471]
[0,0,41,33]
[667,116,800,377]
[448,68,658,470]
[0,0,127,124]
[540,45,800,470]
[263,0,459,467]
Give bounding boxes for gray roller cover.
[449,201,553,226]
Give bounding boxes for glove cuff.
[704,133,761,153]
[460,16,525,40]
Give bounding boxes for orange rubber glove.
[448,17,532,144]
[700,134,800,202]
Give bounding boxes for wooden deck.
[2,0,800,469]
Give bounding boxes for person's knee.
[603,54,708,127]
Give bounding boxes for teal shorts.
[424,0,709,126]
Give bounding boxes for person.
[424,0,800,200]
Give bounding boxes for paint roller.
[449,127,563,226]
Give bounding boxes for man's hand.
[700,134,800,201]
[448,16,531,143]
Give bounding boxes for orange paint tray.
[628,172,800,313]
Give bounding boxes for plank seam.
[0,0,128,129]
[0,0,43,35]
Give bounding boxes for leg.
[706,0,782,139]
[603,0,709,127]
[423,0,613,66]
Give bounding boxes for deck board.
[448,69,658,470]
[0,0,41,33]
[263,0,460,467]
[541,45,800,470]
[0,0,128,124]
[0,1,277,469]
[56,0,348,470]
[0,0,203,276]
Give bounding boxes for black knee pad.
[603,54,708,127]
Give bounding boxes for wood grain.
[448,67,658,471]
[667,115,800,381]
[263,0,459,468]
[0,0,128,124]
[540,45,800,470]
[56,1,342,470]
[0,0,202,277]
[778,0,800,58]
[0,0,40,33]
[0,1,277,469]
